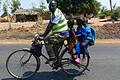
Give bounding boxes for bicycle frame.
[27,38,65,68]
[40,43,63,62]
[6,34,91,79]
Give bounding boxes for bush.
[99,13,106,19]
[99,7,111,18]
[111,10,120,21]
[111,12,119,21]
[0,18,8,22]
[103,10,111,16]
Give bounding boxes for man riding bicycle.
[40,1,69,65]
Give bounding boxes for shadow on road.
[2,69,78,80]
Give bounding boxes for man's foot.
[75,58,81,64]
[45,60,54,67]
[49,60,54,67]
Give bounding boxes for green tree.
[111,7,120,21]
[40,2,46,9]
[52,0,101,16]
[99,6,111,19]
[33,1,50,20]
[10,0,21,13]
[2,1,8,16]
[33,1,47,16]
[0,0,2,9]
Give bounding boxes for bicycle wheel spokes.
[6,50,39,79]
[74,53,89,73]
[60,50,81,76]
[60,49,89,76]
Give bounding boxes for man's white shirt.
[50,8,64,24]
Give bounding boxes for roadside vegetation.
[99,6,120,20]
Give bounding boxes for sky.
[97,0,120,9]
[0,0,120,15]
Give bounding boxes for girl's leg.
[75,55,81,63]
[75,41,81,54]
[75,42,81,63]
[81,40,90,64]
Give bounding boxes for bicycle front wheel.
[6,49,40,79]
[60,48,90,76]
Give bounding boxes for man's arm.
[42,22,55,38]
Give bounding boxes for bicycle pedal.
[52,66,58,70]
[45,61,49,64]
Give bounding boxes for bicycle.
[6,33,90,79]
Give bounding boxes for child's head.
[76,18,84,27]
[67,16,74,29]
[82,17,88,25]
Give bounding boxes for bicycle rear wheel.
[6,49,40,79]
[59,48,90,76]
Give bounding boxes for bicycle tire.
[59,48,90,76]
[6,49,40,79]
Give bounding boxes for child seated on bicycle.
[75,18,87,64]
[67,15,76,52]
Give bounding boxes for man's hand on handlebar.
[34,33,43,41]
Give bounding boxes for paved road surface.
[0,44,120,80]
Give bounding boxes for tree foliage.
[39,2,46,9]
[111,7,120,20]
[33,8,51,20]
[2,1,8,16]
[99,6,120,20]
[47,0,101,16]
[99,6,111,19]
[10,0,21,13]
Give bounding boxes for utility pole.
[6,0,11,30]
[109,0,113,13]
[109,0,114,23]
[0,0,1,12]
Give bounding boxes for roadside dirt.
[0,18,120,43]
[0,21,47,40]
[0,39,120,44]
[93,23,120,39]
